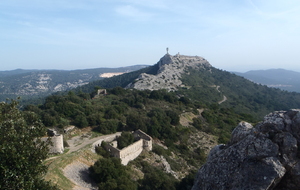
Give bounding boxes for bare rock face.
[192,109,300,190]
[126,53,211,91]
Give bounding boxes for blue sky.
[1,0,300,72]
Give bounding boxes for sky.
[1,0,300,72]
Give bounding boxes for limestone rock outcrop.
[126,53,211,91]
[192,109,300,190]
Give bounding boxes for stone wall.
[42,134,64,154]
[119,139,144,165]
[91,133,121,152]
[102,130,152,165]
[64,125,75,133]
[97,89,107,95]
[134,129,152,151]
[105,139,144,165]
[104,143,120,158]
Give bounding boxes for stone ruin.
[192,109,300,190]
[41,128,64,154]
[97,89,107,95]
[93,130,152,165]
[93,89,107,99]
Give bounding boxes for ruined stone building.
[94,130,152,165]
[41,134,64,154]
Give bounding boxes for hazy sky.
[1,0,300,72]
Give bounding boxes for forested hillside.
[178,67,300,118]
[234,69,300,92]
[6,55,300,189]
[75,62,300,120]
[0,65,148,102]
[24,87,256,189]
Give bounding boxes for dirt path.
[218,95,227,104]
[63,161,98,190]
[66,132,121,154]
[179,109,204,127]
[64,132,121,190]
[213,85,227,104]
[46,132,121,189]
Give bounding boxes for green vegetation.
[138,161,178,190]
[0,65,149,103]
[25,87,229,189]
[44,149,101,190]
[24,86,258,159]
[178,66,300,119]
[0,99,58,190]
[90,157,137,190]
[75,63,300,121]
[7,62,300,189]
[117,132,135,149]
[24,88,186,142]
[90,155,179,190]
[191,105,256,143]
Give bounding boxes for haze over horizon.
[1,0,300,72]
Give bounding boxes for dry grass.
[44,147,101,189]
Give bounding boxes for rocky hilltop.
[192,109,300,190]
[126,53,211,91]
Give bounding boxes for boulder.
[192,110,300,190]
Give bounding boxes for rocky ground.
[126,54,211,91]
[63,160,97,190]
[192,109,300,190]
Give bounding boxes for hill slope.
[77,54,300,119]
[0,65,148,102]
[23,54,300,189]
[234,69,300,92]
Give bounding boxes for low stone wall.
[64,125,75,133]
[91,133,121,152]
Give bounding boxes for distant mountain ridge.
[0,69,39,77]
[233,69,300,92]
[0,65,148,101]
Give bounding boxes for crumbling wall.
[104,144,120,158]
[95,130,152,165]
[97,89,107,95]
[42,134,64,154]
[64,125,75,133]
[134,129,153,151]
[91,133,120,152]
